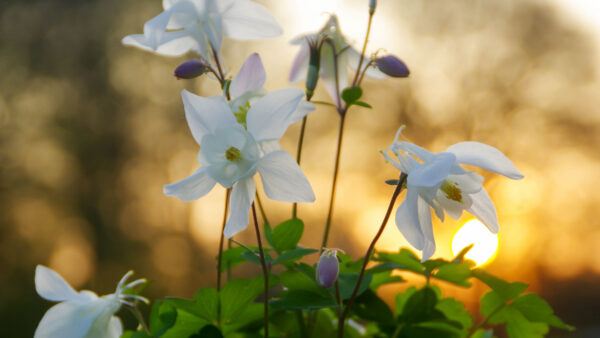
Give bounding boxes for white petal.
[408,152,456,188]
[35,265,83,302]
[246,88,304,143]
[417,196,436,261]
[34,302,96,338]
[224,177,256,238]
[164,167,217,202]
[257,150,315,203]
[446,142,524,179]
[105,317,123,338]
[395,188,424,250]
[319,43,348,107]
[230,53,266,98]
[290,100,315,124]
[221,0,282,40]
[449,172,484,194]
[466,189,499,233]
[289,41,310,83]
[181,91,236,145]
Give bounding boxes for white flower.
[34,265,147,338]
[289,14,385,108]
[381,128,524,261]
[164,86,316,238]
[122,0,282,58]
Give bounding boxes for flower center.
[441,180,463,203]
[233,101,251,128]
[225,146,243,162]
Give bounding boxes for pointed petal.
[446,142,524,179]
[395,188,424,250]
[257,150,315,203]
[290,100,315,124]
[320,43,348,107]
[34,302,96,338]
[35,265,82,302]
[289,41,310,83]
[106,316,123,338]
[181,90,236,145]
[164,167,217,202]
[230,53,266,98]
[224,177,256,238]
[221,0,282,40]
[466,189,499,233]
[246,88,304,142]
[417,196,436,261]
[408,152,456,188]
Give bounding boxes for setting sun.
[452,219,499,267]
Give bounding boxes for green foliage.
[267,218,304,253]
[149,301,177,336]
[341,86,363,105]
[270,247,317,266]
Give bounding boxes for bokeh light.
[452,219,499,267]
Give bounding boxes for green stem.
[320,114,347,252]
[251,203,270,337]
[217,188,231,292]
[127,302,150,334]
[337,174,407,338]
[469,303,506,337]
[292,115,309,218]
[351,12,374,88]
[295,310,308,338]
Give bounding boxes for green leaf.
[264,222,273,246]
[121,331,152,338]
[473,270,528,301]
[280,269,322,293]
[480,291,506,322]
[369,271,404,290]
[194,325,223,338]
[434,262,473,287]
[164,287,219,323]
[241,250,272,265]
[352,101,372,108]
[220,276,266,324]
[375,249,425,274]
[395,286,417,316]
[337,273,373,299]
[160,310,208,338]
[400,286,442,323]
[452,244,474,263]
[222,303,264,334]
[149,301,178,337]
[405,321,464,338]
[338,252,364,273]
[471,329,494,338]
[270,290,337,310]
[436,298,473,329]
[219,247,248,271]
[271,247,317,266]
[270,218,304,252]
[341,86,363,105]
[350,289,395,326]
[502,306,549,338]
[511,294,574,331]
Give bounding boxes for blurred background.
[1,0,599,336]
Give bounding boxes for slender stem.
[334,280,342,316]
[208,41,231,100]
[226,238,232,281]
[292,115,309,218]
[320,114,347,252]
[217,188,231,292]
[351,12,374,88]
[337,173,407,338]
[255,192,270,226]
[357,59,375,88]
[295,310,308,338]
[127,302,150,334]
[251,203,270,337]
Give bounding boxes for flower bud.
[375,55,410,78]
[316,249,339,288]
[305,39,322,100]
[369,0,377,15]
[174,60,208,79]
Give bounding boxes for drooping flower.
[164,86,316,238]
[122,0,282,59]
[381,127,523,261]
[34,265,147,338]
[289,14,386,108]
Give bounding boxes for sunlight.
[451,219,499,267]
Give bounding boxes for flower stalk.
[251,202,270,337]
[337,173,407,337]
[217,188,232,292]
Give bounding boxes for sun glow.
[451,219,499,267]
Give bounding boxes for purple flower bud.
[174,60,208,79]
[375,55,410,78]
[316,250,339,288]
